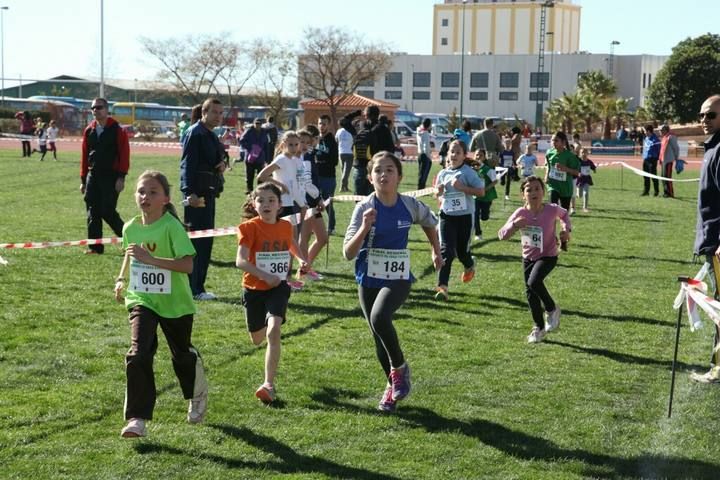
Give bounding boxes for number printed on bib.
[129,261,171,294]
[580,166,591,176]
[367,248,410,280]
[256,251,291,280]
[520,225,544,251]
[549,166,567,181]
[441,191,467,213]
[503,156,514,168]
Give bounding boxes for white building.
[433,0,581,56]
[354,52,667,122]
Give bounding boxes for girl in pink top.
[498,176,571,344]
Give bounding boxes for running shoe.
[434,286,449,301]
[527,326,546,344]
[461,259,476,283]
[474,234,483,242]
[255,383,276,404]
[377,384,396,413]
[187,389,208,424]
[690,368,720,384]
[287,280,304,292]
[193,292,217,301]
[390,363,411,401]
[545,307,561,333]
[299,269,324,281]
[120,418,146,438]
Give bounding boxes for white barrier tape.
[617,161,699,183]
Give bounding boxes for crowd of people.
[65,95,720,438]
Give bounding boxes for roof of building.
[300,93,398,109]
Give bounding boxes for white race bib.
[441,191,467,213]
[549,166,567,181]
[522,166,534,177]
[520,226,544,251]
[129,261,171,294]
[367,248,410,280]
[256,251,291,280]
[503,156,514,167]
[580,166,591,176]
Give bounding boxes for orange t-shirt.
[237,217,293,291]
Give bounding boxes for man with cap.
[658,124,679,198]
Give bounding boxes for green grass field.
[1,148,719,479]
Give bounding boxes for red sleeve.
[115,125,130,175]
[80,126,89,181]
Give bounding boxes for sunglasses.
[91,105,105,111]
[698,111,718,121]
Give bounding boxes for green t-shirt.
[475,163,498,202]
[122,212,197,318]
[545,148,580,198]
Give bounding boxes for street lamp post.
[410,63,415,112]
[459,0,467,122]
[1,6,8,107]
[99,0,105,97]
[608,40,620,79]
[546,32,554,105]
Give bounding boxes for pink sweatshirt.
[498,203,571,261]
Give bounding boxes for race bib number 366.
[129,261,171,294]
[256,251,291,280]
[367,248,410,280]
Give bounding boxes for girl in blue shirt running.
[343,151,442,413]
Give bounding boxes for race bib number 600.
[129,261,171,294]
[256,251,291,280]
[367,248,410,280]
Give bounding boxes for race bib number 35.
[367,248,410,280]
[520,225,544,251]
[256,251,291,280]
[129,261,171,294]
[441,191,467,213]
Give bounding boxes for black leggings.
[358,281,411,378]
[523,256,558,329]
[550,190,571,210]
[438,213,474,286]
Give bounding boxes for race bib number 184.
[367,248,410,280]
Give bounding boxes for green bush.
[0,118,19,133]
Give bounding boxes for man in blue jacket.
[692,94,720,383]
[641,124,660,196]
[239,118,269,194]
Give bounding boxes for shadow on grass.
[134,424,401,480]
[309,387,720,479]
[599,254,692,266]
[209,259,237,268]
[561,308,674,328]
[544,339,706,372]
[583,214,665,223]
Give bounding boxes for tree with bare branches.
[298,27,392,125]
[250,43,298,128]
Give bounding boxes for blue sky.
[1,0,717,87]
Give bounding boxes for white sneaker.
[527,326,545,343]
[193,292,217,301]
[121,418,146,438]
[545,307,561,333]
[504,195,510,200]
[690,368,720,384]
[187,389,208,424]
[474,234,482,242]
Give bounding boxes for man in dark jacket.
[316,115,339,232]
[180,98,227,300]
[239,118,269,194]
[79,97,130,254]
[352,105,395,195]
[692,94,720,383]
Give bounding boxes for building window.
[384,90,402,100]
[499,92,519,101]
[385,72,402,88]
[469,91,488,101]
[441,18,449,27]
[413,72,431,88]
[499,72,519,88]
[441,37,448,46]
[577,71,588,83]
[648,73,652,86]
[358,77,375,87]
[529,92,549,101]
[642,73,646,88]
[529,72,550,88]
[441,72,459,88]
[470,72,489,88]
[413,91,431,100]
[441,91,459,100]
[357,90,375,99]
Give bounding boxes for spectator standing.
[641,124,661,196]
[79,98,130,255]
[336,116,354,192]
[16,111,34,157]
[262,116,279,164]
[239,118,269,194]
[416,118,433,189]
[470,118,503,167]
[352,105,394,196]
[178,113,191,143]
[316,115,339,233]
[180,98,227,300]
[658,124,679,198]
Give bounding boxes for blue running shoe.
[390,363,411,401]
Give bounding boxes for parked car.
[395,109,422,131]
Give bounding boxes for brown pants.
[124,305,207,420]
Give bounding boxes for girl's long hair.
[242,182,284,220]
[449,139,479,169]
[275,130,300,157]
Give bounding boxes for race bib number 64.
[520,226,544,251]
